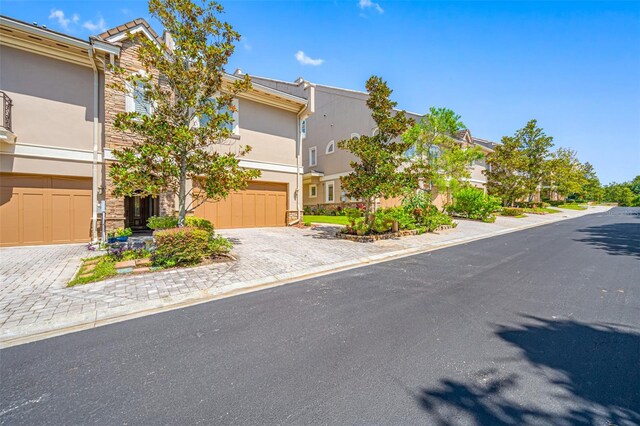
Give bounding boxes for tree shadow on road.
[574,221,640,259]
[416,316,640,425]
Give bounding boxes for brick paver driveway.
[0,244,88,330]
[0,225,388,339]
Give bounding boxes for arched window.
[350,133,360,139]
[326,140,335,154]
[371,127,379,136]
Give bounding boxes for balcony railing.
[1,91,12,132]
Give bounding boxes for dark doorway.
[124,195,159,231]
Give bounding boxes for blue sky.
[3,0,639,184]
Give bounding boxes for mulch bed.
[336,224,456,243]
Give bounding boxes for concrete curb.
[0,207,609,348]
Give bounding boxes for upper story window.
[326,140,335,154]
[372,127,379,136]
[309,146,317,166]
[126,74,153,116]
[350,133,360,139]
[200,98,239,136]
[301,119,307,139]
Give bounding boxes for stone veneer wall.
[103,38,175,232]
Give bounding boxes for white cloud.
[83,17,107,33]
[358,0,384,14]
[241,36,252,51]
[48,9,72,30]
[295,50,324,66]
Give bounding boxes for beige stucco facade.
[0,16,311,246]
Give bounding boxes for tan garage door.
[195,182,287,229]
[0,173,92,247]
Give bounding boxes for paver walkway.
[0,206,612,343]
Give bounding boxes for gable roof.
[97,18,163,45]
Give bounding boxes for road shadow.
[575,221,640,259]
[417,316,640,425]
[303,225,343,240]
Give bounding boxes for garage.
[195,181,287,229]
[0,173,92,247]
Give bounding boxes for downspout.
[88,47,99,242]
[292,83,315,225]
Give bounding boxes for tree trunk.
[177,156,187,227]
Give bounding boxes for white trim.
[106,25,158,45]
[320,171,350,182]
[2,143,97,163]
[102,149,301,174]
[309,146,317,167]
[325,181,335,203]
[309,184,317,198]
[325,140,335,154]
[238,159,300,174]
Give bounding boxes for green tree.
[629,175,640,195]
[545,148,587,199]
[403,107,483,209]
[518,120,554,202]
[485,134,528,206]
[109,0,260,226]
[580,162,603,202]
[338,76,414,224]
[603,183,634,206]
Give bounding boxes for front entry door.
[124,196,158,230]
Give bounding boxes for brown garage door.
[0,173,92,247]
[195,181,287,229]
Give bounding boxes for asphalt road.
[1,208,639,425]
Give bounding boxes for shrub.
[114,227,132,237]
[208,234,233,255]
[383,206,417,230]
[421,205,454,231]
[402,191,432,213]
[147,215,214,232]
[353,218,369,236]
[153,227,209,267]
[448,187,501,222]
[344,207,363,228]
[147,215,178,230]
[501,207,525,217]
[185,216,214,232]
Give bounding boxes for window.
[199,99,239,136]
[301,119,307,139]
[126,75,152,116]
[325,181,335,203]
[372,127,379,136]
[309,146,317,166]
[350,133,360,139]
[326,140,335,154]
[309,184,317,198]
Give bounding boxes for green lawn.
[304,215,350,226]
[558,204,588,210]
[523,207,562,214]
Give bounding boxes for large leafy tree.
[579,162,603,202]
[337,76,414,223]
[518,120,555,202]
[403,107,483,209]
[109,0,260,226]
[544,148,587,199]
[485,134,528,206]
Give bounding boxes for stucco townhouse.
[0,15,313,247]
[248,73,495,210]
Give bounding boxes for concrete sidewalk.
[0,206,611,346]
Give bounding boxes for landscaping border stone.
[336,224,456,243]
